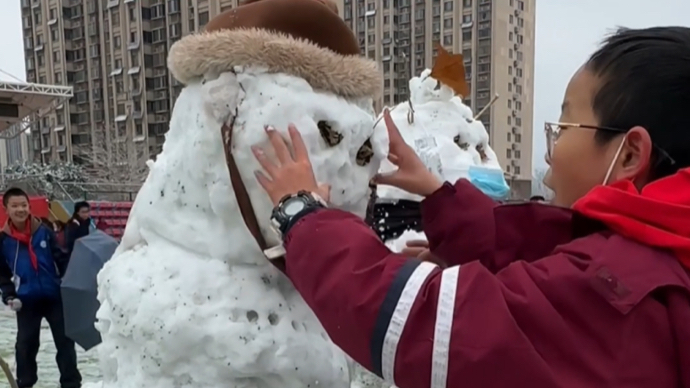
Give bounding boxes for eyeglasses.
[544,122,676,166]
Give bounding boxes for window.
[514,166,521,175]
[49,7,56,19]
[114,35,121,48]
[55,71,62,84]
[115,58,123,69]
[51,28,59,42]
[112,10,120,24]
[130,31,137,43]
[198,11,209,27]
[515,117,522,126]
[506,149,512,158]
[463,0,472,7]
[53,50,60,63]
[443,35,452,45]
[462,14,472,23]
[129,4,137,21]
[169,23,180,38]
[443,1,453,11]
[507,116,511,125]
[462,30,472,41]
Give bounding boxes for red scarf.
[9,219,38,270]
[574,167,690,271]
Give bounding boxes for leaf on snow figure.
[429,43,470,98]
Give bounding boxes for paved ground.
[0,309,101,388]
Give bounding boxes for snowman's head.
[164,0,386,251]
[375,69,507,202]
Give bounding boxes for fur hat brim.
[168,28,383,99]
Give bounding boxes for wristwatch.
[270,191,327,239]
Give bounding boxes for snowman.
[371,46,509,252]
[87,1,392,387]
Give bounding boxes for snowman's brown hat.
[168,0,382,99]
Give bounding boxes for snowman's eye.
[317,121,343,147]
[356,138,373,166]
[453,135,469,150]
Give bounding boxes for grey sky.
[1,0,689,174]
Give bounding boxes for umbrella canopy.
[60,230,118,351]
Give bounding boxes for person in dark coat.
[249,27,690,387]
[0,188,81,388]
[64,201,91,258]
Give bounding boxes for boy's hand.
[7,298,22,312]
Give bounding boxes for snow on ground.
[0,310,101,388]
[90,67,389,388]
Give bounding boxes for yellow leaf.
[429,44,469,98]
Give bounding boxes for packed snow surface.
[91,67,389,388]
[376,69,501,202]
[385,230,427,253]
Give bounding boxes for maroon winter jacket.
[283,178,690,387]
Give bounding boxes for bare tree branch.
[73,127,149,186]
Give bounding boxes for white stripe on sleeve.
[431,266,460,388]
[381,261,437,385]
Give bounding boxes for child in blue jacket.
[0,188,81,388]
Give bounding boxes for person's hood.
[573,167,690,270]
[1,217,41,235]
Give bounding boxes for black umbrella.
[60,230,118,351]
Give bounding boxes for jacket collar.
[2,217,42,235]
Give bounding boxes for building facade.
[19,0,242,168]
[20,0,534,197]
[337,0,535,197]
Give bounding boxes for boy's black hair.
[530,195,546,201]
[73,201,90,216]
[587,26,690,180]
[2,187,29,207]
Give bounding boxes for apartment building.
[19,0,242,168]
[20,0,534,196]
[337,0,535,197]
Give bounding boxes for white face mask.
[602,135,628,185]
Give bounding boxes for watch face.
[283,198,307,216]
